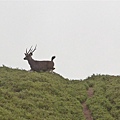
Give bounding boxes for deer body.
[24,46,55,72]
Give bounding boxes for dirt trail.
[87,87,94,98]
[82,87,94,120]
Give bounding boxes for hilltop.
[0,66,119,120]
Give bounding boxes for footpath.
[82,87,94,120]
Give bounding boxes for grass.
[0,66,86,120]
[0,66,120,120]
[85,75,120,120]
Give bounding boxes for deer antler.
[26,48,28,54]
[27,46,33,54]
[25,45,37,54]
[31,45,37,53]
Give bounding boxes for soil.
[87,87,94,98]
[82,87,94,120]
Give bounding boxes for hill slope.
[85,75,120,120]
[0,66,119,120]
[0,66,87,120]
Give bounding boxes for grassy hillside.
[0,66,119,120]
[0,66,87,120]
[85,75,120,120]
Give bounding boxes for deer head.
[24,45,37,60]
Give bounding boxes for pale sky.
[0,1,120,79]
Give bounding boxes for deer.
[24,45,56,72]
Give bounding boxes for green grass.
[0,66,86,120]
[85,75,120,120]
[0,66,120,120]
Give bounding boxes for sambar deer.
[24,45,56,72]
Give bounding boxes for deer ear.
[30,52,33,56]
[24,53,27,55]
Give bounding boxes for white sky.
[0,1,120,79]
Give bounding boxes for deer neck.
[27,57,35,67]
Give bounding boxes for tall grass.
[0,66,119,120]
[0,66,86,120]
[85,75,120,120]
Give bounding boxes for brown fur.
[24,46,55,72]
